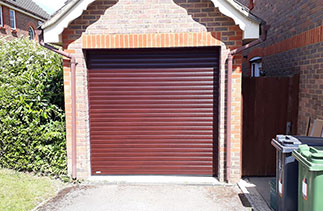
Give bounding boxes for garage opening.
[86,47,220,176]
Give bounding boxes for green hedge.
[0,38,67,177]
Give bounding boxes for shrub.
[0,37,66,177]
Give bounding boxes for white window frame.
[9,9,16,30]
[28,26,34,40]
[250,57,262,77]
[38,21,43,27]
[0,6,3,27]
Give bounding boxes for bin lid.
[272,135,323,153]
[292,145,323,171]
[271,135,302,153]
[293,136,323,146]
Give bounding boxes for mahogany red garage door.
[86,47,220,176]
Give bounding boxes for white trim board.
[0,5,3,27]
[210,0,260,39]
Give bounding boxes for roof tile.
[2,0,50,20]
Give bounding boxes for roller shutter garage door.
[86,47,219,176]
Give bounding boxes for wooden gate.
[242,75,299,176]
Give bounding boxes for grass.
[0,168,66,211]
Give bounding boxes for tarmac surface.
[39,184,252,211]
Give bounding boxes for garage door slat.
[91,140,213,144]
[91,171,213,176]
[91,156,212,161]
[89,82,214,87]
[90,126,212,130]
[90,131,213,136]
[90,148,213,153]
[90,122,213,126]
[90,117,213,122]
[89,97,214,101]
[90,134,213,139]
[91,153,213,159]
[91,143,213,148]
[91,166,214,170]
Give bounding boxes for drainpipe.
[248,0,255,11]
[37,31,77,179]
[226,24,270,183]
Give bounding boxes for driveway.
[39,184,251,211]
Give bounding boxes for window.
[38,21,43,27]
[9,9,16,29]
[250,57,263,77]
[28,26,34,40]
[0,6,3,27]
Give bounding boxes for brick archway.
[26,21,37,40]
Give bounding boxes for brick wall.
[264,42,323,134]
[237,0,323,135]
[62,0,244,182]
[0,5,40,40]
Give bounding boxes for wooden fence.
[242,75,299,176]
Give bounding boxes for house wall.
[237,0,323,135]
[61,0,244,182]
[0,5,40,40]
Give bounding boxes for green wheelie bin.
[292,145,323,211]
[271,135,323,211]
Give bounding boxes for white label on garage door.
[302,178,308,200]
[279,179,283,197]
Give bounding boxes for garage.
[41,0,263,181]
[86,47,220,176]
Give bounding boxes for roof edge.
[0,1,48,21]
[42,0,85,29]
[210,0,263,39]
[230,0,264,24]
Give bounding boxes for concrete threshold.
[88,176,224,186]
[238,179,271,211]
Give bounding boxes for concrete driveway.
[39,184,251,211]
